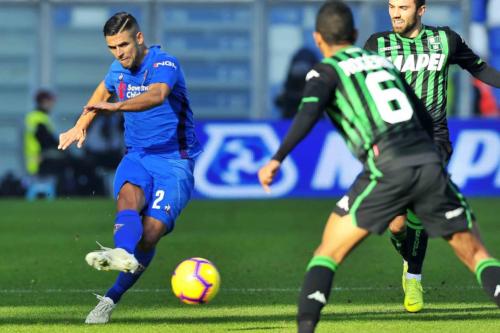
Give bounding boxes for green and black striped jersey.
[273,46,440,170]
[364,25,488,143]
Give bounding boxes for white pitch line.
[0,286,481,294]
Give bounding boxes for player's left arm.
[85,56,180,113]
[447,28,500,87]
[84,83,170,113]
[258,63,338,192]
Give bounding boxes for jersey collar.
[395,24,426,42]
[129,45,161,74]
[331,45,361,56]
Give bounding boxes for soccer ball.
[171,257,221,304]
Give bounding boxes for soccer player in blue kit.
[58,12,202,324]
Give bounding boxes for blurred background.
[0,0,499,199]
[0,3,499,330]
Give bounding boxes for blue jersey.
[104,45,202,159]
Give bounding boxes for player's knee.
[138,231,161,251]
[314,213,367,264]
[314,245,342,264]
[314,242,347,264]
[138,218,167,251]
[388,216,406,234]
[117,183,145,211]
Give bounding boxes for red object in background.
[473,78,499,117]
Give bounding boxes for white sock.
[406,273,422,281]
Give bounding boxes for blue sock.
[114,210,142,254]
[105,247,156,303]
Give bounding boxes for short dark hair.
[415,0,426,8]
[35,89,55,105]
[315,1,356,45]
[103,12,140,36]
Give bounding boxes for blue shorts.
[114,150,195,233]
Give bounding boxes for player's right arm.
[58,81,112,150]
[258,63,337,192]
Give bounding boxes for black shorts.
[405,140,454,227]
[333,163,473,238]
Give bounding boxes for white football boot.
[85,242,139,273]
[85,294,116,324]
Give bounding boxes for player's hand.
[258,159,281,194]
[58,126,86,150]
[83,102,120,114]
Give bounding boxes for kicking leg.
[297,212,369,333]
[86,216,166,324]
[105,216,165,302]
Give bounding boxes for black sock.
[390,229,408,261]
[297,256,337,333]
[406,226,428,274]
[476,259,500,307]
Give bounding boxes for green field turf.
[0,198,499,332]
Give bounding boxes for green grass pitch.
[0,198,499,332]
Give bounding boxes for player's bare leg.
[297,213,369,333]
[445,229,500,307]
[116,182,146,212]
[446,230,489,271]
[314,213,369,263]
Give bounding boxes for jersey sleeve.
[103,67,116,93]
[272,63,338,162]
[149,56,179,89]
[363,34,378,52]
[447,28,500,87]
[447,28,486,74]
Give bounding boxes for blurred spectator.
[0,172,25,197]
[24,89,104,195]
[24,89,58,176]
[473,79,499,116]
[84,111,124,171]
[275,47,320,118]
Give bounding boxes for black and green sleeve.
[272,63,338,162]
[447,28,500,87]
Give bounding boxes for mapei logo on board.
[194,124,298,198]
[448,130,500,189]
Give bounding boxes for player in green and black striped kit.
[258,2,500,333]
[364,0,500,313]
